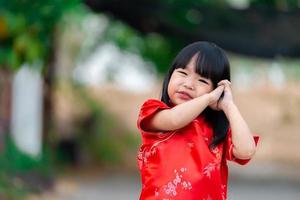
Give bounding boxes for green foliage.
[0,134,54,199]
[0,134,53,175]
[0,0,80,70]
[0,172,28,200]
[80,15,183,74]
[250,0,299,10]
[143,33,175,73]
[162,0,300,9]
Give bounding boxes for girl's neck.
[169,100,176,108]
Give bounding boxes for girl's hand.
[217,80,234,111]
[208,85,224,111]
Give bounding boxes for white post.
[10,64,43,158]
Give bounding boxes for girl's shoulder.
[140,98,170,110]
[137,99,171,138]
[142,98,165,105]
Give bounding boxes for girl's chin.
[172,98,190,105]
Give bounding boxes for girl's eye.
[198,79,209,84]
[178,71,187,76]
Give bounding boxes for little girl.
[136,41,259,200]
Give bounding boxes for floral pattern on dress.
[211,146,222,162]
[138,132,176,169]
[221,184,226,200]
[203,146,223,179]
[137,145,157,169]
[154,167,192,198]
[203,162,218,179]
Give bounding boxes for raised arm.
[218,80,256,159]
[143,85,224,132]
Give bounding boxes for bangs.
[195,51,229,87]
[195,52,212,80]
[172,49,198,71]
[172,52,212,79]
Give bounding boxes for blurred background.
[1,0,300,199]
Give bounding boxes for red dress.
[137,99,259,200]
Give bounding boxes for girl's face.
[168,55,213,105]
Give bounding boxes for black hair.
[161,41,230,148]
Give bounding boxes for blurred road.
[57,163,300,200]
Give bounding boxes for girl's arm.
[218,80,256,159]
[143,85,224,132]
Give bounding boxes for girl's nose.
[183,79,195,90]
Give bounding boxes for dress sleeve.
[225,128,260,165]
[137,99,170,136]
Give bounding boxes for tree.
[0,0,79,172]
[84,0,300,58]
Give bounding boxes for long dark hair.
[161,41,230,148]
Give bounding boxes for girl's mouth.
[177,91,192,100]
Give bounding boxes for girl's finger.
[212,85,224,97]
[218,80,231,88]
[216,84,225,91]
[218,80,231,85]
[223,83,233,95]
